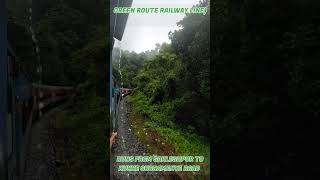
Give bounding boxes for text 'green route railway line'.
[113,7,207,15]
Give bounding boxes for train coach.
[0,42,34,180]
[1,44,74,180]
[111,77,121,134]
[110,0,133,139]
[121,88,133,98]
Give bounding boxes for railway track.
[111,100,183,180]
[23,107,62,180]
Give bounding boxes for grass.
[126,94,210,179]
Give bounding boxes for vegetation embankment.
[126,99,210,179]
[53,93,107,180]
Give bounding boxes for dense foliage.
[212,0,320,179]
[115,0,211,138]
[114,2,211,176]
[8,0,109,179]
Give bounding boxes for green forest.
[7,0,320,179]
[8,0,108,179]
[213,0,320,179]
[112,1,211,179]
[112,0,210,177]
[8,0,211,178]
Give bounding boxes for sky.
[114,0,199,53]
